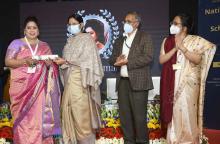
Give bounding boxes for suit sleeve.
[127,33,153,70]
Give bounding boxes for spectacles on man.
[122,20,137,25]
[170,21,182,26]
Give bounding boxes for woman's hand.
[25,57,38,67]
[53,57,66,65]
[44,59,53,66]
[175,35,188,54]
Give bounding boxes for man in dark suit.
[109,11,153,144]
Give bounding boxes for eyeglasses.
[67,23,79,27]
[122,20,137,25]
[170,21,182,26]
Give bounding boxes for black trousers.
[118,77,149,144]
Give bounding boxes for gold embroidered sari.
[167,35,216,144]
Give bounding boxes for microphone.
[123,34,130,48]
[123,32,127,40]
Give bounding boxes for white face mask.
[170,24,181,35]
[123,23,133,34]
[67,24,81,35]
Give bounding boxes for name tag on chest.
[27,67,36,73]
[172,63,182,70]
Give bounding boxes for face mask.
[170,24,181,35]
[67,24,81,35]
[123,23,133,34]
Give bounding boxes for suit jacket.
[109,30,154,91]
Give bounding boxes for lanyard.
[24,36,39,56]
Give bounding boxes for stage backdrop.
[20,1,168,100]
[198,0,220,129]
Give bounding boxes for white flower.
[96,137,124,144]
[149,138,167,144]
[0,138,6,144]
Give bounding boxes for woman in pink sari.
[159,14,216,144]
[5,16,61,144]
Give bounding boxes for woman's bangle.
[23,59,27,66]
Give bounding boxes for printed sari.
[161,35,216,144]
[5,39,61,144]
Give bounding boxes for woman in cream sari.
[54,13,104,144]
[159,13,216,144]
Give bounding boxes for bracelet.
[23,59,27,66]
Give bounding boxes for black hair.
[23,16,40,29]
[67,13,84,24]
[176,13,193,34]
[126,11,142,29]
[84,19,105,43]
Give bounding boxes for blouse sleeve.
[5,39,22,59]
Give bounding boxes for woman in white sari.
[159,13,216,144]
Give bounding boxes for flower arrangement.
[147,100,160,129]
[0,103,13,143]
[97,104,123,139]
[0,138,11,144]
[96,103,124,143]
[147,100,162,141]
[96,99,164,143]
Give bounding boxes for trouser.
[118,77,149,144]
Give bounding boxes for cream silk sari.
[60,33,104,144]
[166,35,216,144]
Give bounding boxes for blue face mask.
[123,23,133,34]
[67,24,81,35]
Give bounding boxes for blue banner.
[198,0,220,129]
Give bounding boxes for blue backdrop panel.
[198,0,220,129]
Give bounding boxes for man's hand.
[114,55,128,66]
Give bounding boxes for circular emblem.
[77,9,120,59]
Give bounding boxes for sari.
[161,35,216,144]
[5,39,62,144]
[60,33,104,144]
[160,35,176,137]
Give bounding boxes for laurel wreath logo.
[77,9,120,59]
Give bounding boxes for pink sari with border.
[6,39,61,144]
